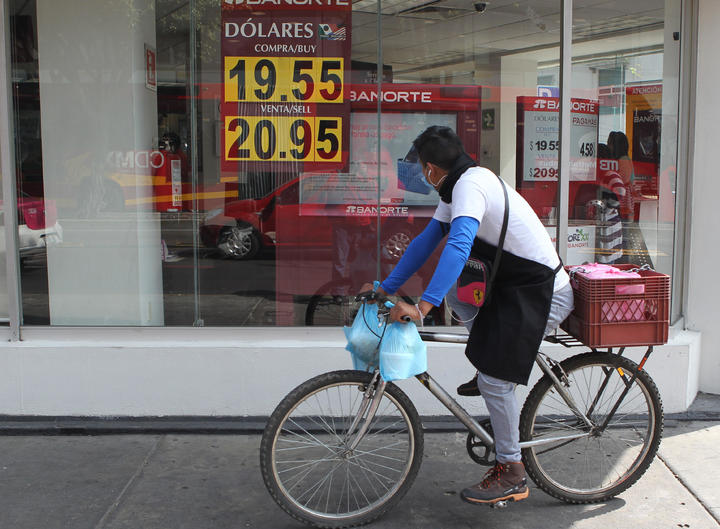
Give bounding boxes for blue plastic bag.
[344,303,385,372]
[379,322,427,382]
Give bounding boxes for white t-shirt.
[433,166,570,292]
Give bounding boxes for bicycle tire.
[260,370,424,528]
[305,281,362,327]
[520,351,663,503]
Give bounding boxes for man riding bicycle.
[363,125,574,505]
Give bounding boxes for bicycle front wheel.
[520,352,663,503]
[260,370,424,528]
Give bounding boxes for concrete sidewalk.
[0,418,718,529]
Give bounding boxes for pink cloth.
[570,263,640,280]
[570,263,647,321]
[569,264,645,295]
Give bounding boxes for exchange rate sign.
[517,96,599,182]
[221,1,351,176]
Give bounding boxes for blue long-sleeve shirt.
[381,216,479,306]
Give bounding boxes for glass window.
[563,0,680,277]
[0,155,6,322]
[6,0,681,327]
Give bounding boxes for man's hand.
[359,283,386,304]
[390,299,434,323]
[390,299,427,323]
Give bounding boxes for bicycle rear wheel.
[305,281,362,326]
[260,370,424,528]
[520,352,663,503]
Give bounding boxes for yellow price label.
[224,56,344,104]
[225,116,342,163]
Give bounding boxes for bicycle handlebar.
[355,290,412,322]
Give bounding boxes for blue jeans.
[447,282,575,463]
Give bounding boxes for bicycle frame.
[354,330,634,452]
[414,357,591,450]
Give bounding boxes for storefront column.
[687,0,720,393]
[0,0,21,334]
[36,0,163,325]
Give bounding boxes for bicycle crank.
[466,419,495,465]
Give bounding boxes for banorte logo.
[532,98,560,111]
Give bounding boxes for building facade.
[0,0,716,419]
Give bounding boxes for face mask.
[432,173,448,189]
[424,165,447,189]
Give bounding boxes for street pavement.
[0,410,719,528]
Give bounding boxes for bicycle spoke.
[296,460,344,504]
[347,457,394,490]
[351,442,409,462]
[285,418,337,452]
[283,456,332,492]
[277,457,339,474]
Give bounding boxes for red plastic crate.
[560,264,670,348]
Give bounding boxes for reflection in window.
[6,0,680,326]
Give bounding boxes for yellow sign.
[224,56,344,104]
[224,116,342,163]
[473,289,484,305]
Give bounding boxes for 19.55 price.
[224,56,343,104]
[224,116,342,163]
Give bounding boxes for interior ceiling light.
[397,0,475,20]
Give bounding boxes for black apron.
[465,238,559,386]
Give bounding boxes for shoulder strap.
[486,175,509,301]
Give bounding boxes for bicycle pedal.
[490,500,508,509]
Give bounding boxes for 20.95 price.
[528,167,559,179]
[224,56,344,103]
[224,116,342,163]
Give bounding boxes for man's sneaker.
[460,461,529,505]
[457,373,481,396]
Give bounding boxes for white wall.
[685,0,720,393]
[36,0,163,325]
[0,326,696,416]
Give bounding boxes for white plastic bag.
[379,322,427,382]
[344,303,385,371]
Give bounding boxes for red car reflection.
[199,176,427,261]
[2,195,63,260]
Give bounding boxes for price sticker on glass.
[224,57,344,104]
[518,96,599,182]
[220,2,351,172]
[224,116,342,162]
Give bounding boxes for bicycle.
[260,291,664,528]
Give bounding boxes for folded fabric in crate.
[602,299,646,322]
[568,263,645,295]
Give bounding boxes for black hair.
[412,126,465,170]
[607,131,629,159]
[597,142,611,159]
